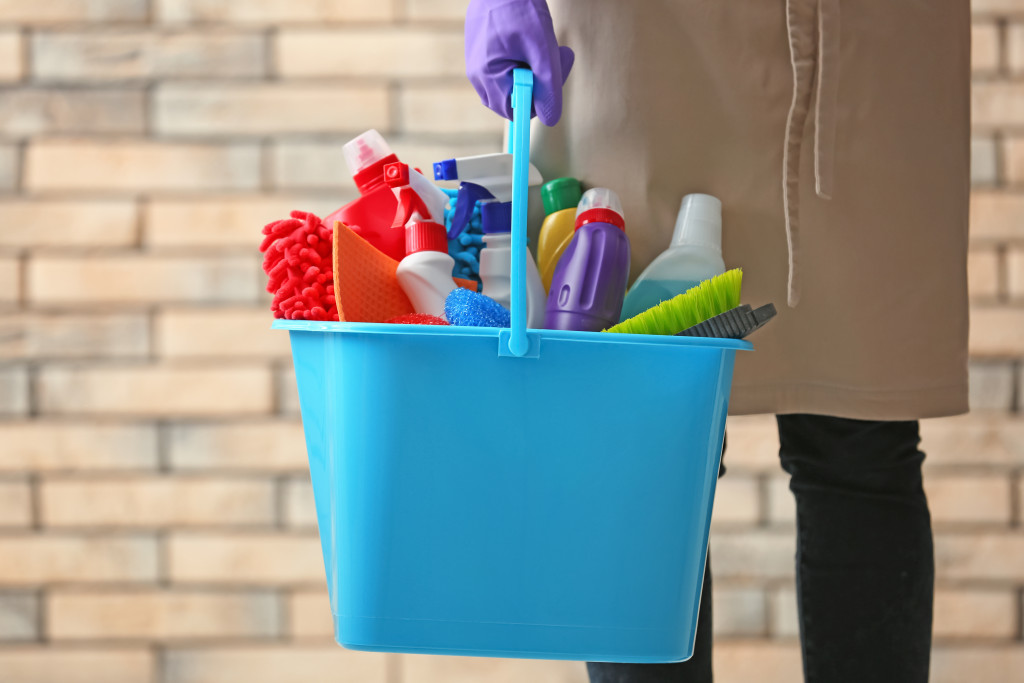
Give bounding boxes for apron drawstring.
[783,0,840,307]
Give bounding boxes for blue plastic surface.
[273,69,752,662]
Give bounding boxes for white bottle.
[620,194,726,321]
[433,153,546,328]
[395,221,457,317]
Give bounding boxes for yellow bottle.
[536,177,584,292]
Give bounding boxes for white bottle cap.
[577,187,624,219]
[672,193,722,251]
[343,129,393,175]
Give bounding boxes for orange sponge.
[332,221,477,323]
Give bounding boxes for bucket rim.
[271,319,753,351]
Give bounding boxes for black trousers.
[588,414,934,683]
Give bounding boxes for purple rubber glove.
[465,0,575,126]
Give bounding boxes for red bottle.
[323,130,406,262]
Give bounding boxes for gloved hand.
[465,0,575,126]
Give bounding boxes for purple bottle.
[544,188,631,331]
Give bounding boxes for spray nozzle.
[449,183,495,240]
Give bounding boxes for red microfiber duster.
[260,211,338,321]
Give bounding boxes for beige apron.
[532,0,970,420]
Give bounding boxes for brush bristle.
[606,269,743,335]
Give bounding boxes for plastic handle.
[507,68,533,357]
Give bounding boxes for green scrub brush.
[605,269,743,335]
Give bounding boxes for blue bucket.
[275,70,751,662]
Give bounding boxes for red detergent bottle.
[545,188,631,332]
[323,130,406,262]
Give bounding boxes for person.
[464,1,969,682]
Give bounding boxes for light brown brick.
[0,480,32,527]
[0,422,157,472]
[974,0,1024,12]
[49,590,279,640]
[157,308,289,359]
[271,139,497,190]
[168,421,307,471]
[0,30,23,82]
[28,255,260,305]
[0,535,157,584]
[973,82,1024,128]
[0,255,20,308]
[709,532,795,580]
[0,648,153,683]
[713,586,767,637]
[33,31,265,81]
[1008,247,1024,298]
[921,415,1024,467]
[166,647,386,683]
[401,656,587,683]
[769,586,798,638]
[38,365,273,417]
[969,307,1024,356]
[0,90,143,136]
[931,646,1024,683]
[934,589,1017,639]
[0,593,37,641]
[968,361,1015,412]
[712,642,802,683]
[969,191,1024,240]
[276,29,463,78]
[710,475,759,527]
[405,0,468,21]
[145,196,339,247]
[935,533,1024,581]
[169,532,323,584]
[926,474,1012,524]
[41,477,276,527]
[0,366,29,416]
[283,477,315,528]
[288,590,331,639]
[722,415,779,472]
[968,249,1000,299]
[0,314,149,360]
[0,201,137,248]
[971,136,998,186]
[0,144,17,191]
[25,141,260,192]
[1007,23,1024,73]
[974,23,1000,73]
[400,86,502,135]
[766,475,795,526]
[0,0,146,22]
[154,84,390,135]
[277,365,300,416]
[157,0,394,23]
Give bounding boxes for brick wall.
[0,1,1020,682]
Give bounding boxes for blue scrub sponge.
[445,288,511,328]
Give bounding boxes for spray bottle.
[322,130,405,262]
[545,188,631,332]
[536,177,583,292]
[433,153,547,329]
[385,162,457,318]
[619,194,725,321]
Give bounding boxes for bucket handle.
[506,68,533,358]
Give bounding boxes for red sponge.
[384,314,449,325]
[260,211,338,321]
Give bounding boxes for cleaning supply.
[323,130,405,262]
[607,269,743,335]
[331,221,478,323]
[620,194,726,321]
[385,313,450,326]
[386,162,458,317]
[261,210,338,321]
[677,303,776,339]
[544,188,631,332]
[536,177,583,291]
[442,187,484,283]
[434,153,547,329]
[444,288,511,328]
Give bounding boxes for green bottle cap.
[541,177,583,215]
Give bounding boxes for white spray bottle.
[433,153,546,329]
[385,162,456,318]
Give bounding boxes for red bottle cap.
[405,221,448,255]
[575,208,625,231]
